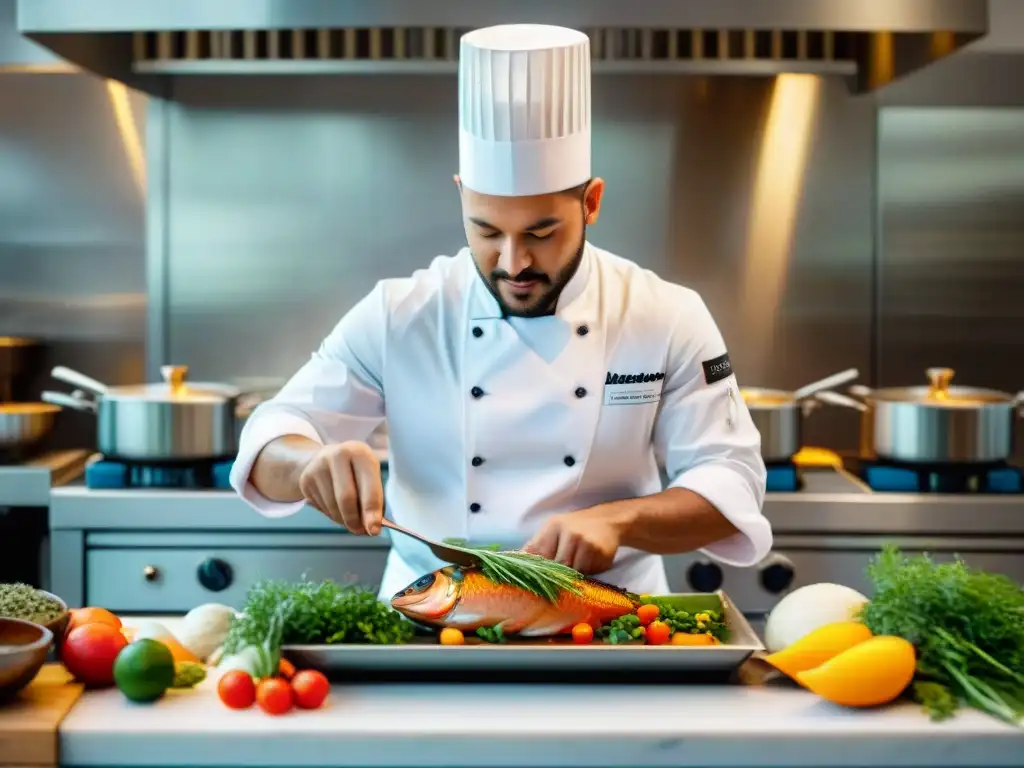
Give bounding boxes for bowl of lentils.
[0,583,69,640]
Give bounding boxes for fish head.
[391,565,464,623]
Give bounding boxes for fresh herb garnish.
[858,545,1024,725]
[475,625,507,644]
[442,538,583,602]
[221,578,414,655]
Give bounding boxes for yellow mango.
[796,635,917,708]
[763,621,873,680]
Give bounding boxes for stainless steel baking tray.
[282,591,763,679]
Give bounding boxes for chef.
[230,23,771,602]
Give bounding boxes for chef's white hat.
[458,24,592,197]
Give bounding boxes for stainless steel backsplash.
[2,67,1022,456]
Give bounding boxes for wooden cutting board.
[0,664,84,767]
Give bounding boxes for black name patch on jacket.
[605,371,665,386]
[701,353,733,385]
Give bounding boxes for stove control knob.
[759,555,795,594]
[686,560,724,592]
[197,557,233,592]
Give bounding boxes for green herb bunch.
[442,538,583,602]
[221,578,414,655]
[858,545,1024,725]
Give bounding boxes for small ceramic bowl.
[0,617,54,701]
[36,590,71,640]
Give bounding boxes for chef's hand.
[522,508,622,574]
[298,441,383,536]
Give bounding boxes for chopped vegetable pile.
[0,582,65,625]
[221,578,414,657]
[858,545,1024,725]
[599,598,727,645]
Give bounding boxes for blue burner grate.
[863,464,1023,494]
[85,460,235,490]
[765,464,800,493]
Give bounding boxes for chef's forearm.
[250,435,322,503]
[603,487,740,555]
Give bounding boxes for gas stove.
[84,458,235,490]
[842,456,1023,494]
[764,462,802,493]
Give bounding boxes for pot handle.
[793,368,860,401]
[814,390,869,412]
[41,390,99,414]
[51,366,109,396]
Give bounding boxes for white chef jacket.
[230,243,771,602]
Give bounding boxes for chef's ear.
[582,177,605,226]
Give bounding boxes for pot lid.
[872,368,1015,407]
[105,366,240,403]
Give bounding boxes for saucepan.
[0,337,60,453]
[816,367,1024,464]
[741,368,862,462]
[40,365,276,463]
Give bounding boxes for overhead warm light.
[104,79,146,195]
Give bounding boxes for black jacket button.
[574,387,587,398]
[471,386,484,398]
[576,325,589,337]
[471,456,484,467]
[564,456,576,467]
[469,502,481,513]
[472,326,483,338]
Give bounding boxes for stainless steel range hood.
[16,0,989,95]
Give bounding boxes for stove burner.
[843,456,1023,494]
[765,462,802,493]
[85,460,235,490]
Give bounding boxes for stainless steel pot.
[40,365,269,463]
[0,403,60,451]
[741,368,862,462]
[822,367,1024,464]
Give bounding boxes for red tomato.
[61,623,128,687]
[278,658,296,680]
[218,670,257,710]
[290,670,330,709]
[646,620,671,646]
[257,677,294,715]
[636,604,660,626]
[571,623,594,645]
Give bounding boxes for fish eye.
[412,573,436,592]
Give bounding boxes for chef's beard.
[475,228,587,319]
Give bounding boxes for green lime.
[113,638,176,703]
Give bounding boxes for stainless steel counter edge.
[48,484,1024,535]
[0,464,59,507]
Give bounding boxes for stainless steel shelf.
[49,470,1024,537]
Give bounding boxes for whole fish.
[391,565,640,637]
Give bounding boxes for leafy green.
[221,579,414,656]
[858,545,1024,725]
[441,538,583,602]
[475,625,507,644]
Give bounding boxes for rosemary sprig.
[442,538,583,602]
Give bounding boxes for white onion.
[763,582,869,653]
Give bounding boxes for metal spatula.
[380,519,482,567]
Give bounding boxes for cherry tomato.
[439,628,464,645]
[257,677,294,715]
[278,658,296,680]
[291,670,330,709]
[61,623,128,687]
[645,620,671,645]
[571,623,594,644]
[218,670,256,710]
[636,604,660,626]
